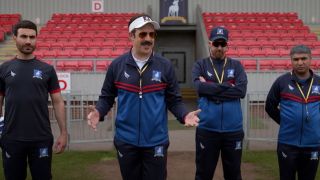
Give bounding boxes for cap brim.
[138,21,160,30]
[129,21,160,32]
[211,36,228,42]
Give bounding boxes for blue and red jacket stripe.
[95,51,188,147]
[266,71,320,147]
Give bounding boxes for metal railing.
[49,92,278,149]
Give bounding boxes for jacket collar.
[126,48,155,67]
[290,69,314,83]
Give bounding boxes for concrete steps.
[181,88,197,99]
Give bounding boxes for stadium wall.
[0,0,319,25]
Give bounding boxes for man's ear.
[129,32,135,40]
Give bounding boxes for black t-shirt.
[0,58,60,141]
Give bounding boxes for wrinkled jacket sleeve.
[192,60,247,100]
[95,63,117,121]
[265,78,281,124]
[165,62,188,124]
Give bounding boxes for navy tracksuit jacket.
[266,71,320,147]
[192,57,247,132]
[95,51,188,147]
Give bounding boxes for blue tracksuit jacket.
[192,57,247,132]
[265,71,320,147]
[95,51,188,147]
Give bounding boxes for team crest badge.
[39,147,49,158]
[10,71,16,77]
[33,69,43,79]
[217,28,224,35]
[154,146,164,157]
[227,69,235,78]
[124,71,130,79]
[310,151,319,160]
[235,141,242,150]
[151,70,161,82]
[311,85,320,94]
[288,84,294,91]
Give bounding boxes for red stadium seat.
[97,49,112,58]
[42,50,57,59]
[62,42,76,50]
[240,60,257,70]
[111,48,127,58]
[50,42,63,50]
[96,60,111,71]
[83,50,98,58]
[36,42,51,50]
[272,60,290,70]
[78,60,94,71]
[259,60,273,70]
[56,50,70,58]
[88,42,102,50]
[55,61,65,71]
[69,50,84,58]
[102,40,115,48]
[64,61,79,71]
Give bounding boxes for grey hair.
[290,45,311,57]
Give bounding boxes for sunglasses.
[138,32,156,39]
[212,41,227,47]
[292,57,308,61]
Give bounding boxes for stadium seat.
[259,60,273,70]
[42,50,57,59]
[34,51,44,59]
[63,61,79,71]
[56,50,70,58]
[69,50,84,58]
[240,60,257,70]
[83,50,98,58]
[50,42,63,50]
[88,42,102,50]
[265,49,280,57]
[78,60,94,71]
[272,60,290,70]
[102,40,115,48]
[97,49,112,58]
[111,48,126,58]
[75,42,89,50]
[36,42,51,50]
[96,60,111,71]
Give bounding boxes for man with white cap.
[87,14,201,180]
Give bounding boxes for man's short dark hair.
[290,45,311,57]
[13,20,38,36]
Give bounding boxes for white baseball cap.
[128,16,160,33]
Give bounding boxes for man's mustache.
[141,41,152,46]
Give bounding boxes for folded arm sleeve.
[192,61,247,100]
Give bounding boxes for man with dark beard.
[192,26,247,180]
[87,14,200,180]
[0,20,67,180]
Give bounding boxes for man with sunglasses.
[87,14,200,180]
[192,26,247,180]
[266,45,320,180]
